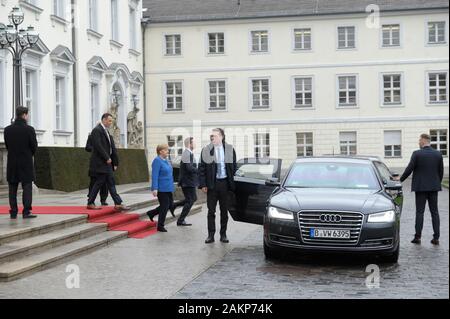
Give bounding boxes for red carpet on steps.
[0,206,157,239]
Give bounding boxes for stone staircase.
[0,198,203,282]
[0,184,8,199]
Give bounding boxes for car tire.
[381,244,399,264]
[264,241,281,260]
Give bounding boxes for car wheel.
[264,241,281,260]
[381,244,399,264]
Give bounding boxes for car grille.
[298,211,363,246]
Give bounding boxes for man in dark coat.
[86,113,130,211]
[3,107,38,219]
[199,128,237,244]
[85,133,109,205]
[397,133,444,245]
[174,137,199,226]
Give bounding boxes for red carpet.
[0,206,157,239]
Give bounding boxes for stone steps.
[0,231,128,282]
[0,223,108,263]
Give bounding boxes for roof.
[143,0,449,23]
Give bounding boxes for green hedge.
[35,147,149,192]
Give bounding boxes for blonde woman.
[147,144,175,232]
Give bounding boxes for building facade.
[0,0,145,150]
[143,0,449,171]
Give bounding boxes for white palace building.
[1,0,449,179]
[142,0,449,172]
[0,0,144,149]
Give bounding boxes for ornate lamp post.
[0,6,40,123]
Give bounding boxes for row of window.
[163,21,448,57]
[167,129,448,161]
[163,72,449,112]
[23,0,140,51]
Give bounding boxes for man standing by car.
[175,137,199,226]
[4,107,38,219]
[397,133,444,245]
[199,128,237,244]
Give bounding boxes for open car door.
[229,158,282,225]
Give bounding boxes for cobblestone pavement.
[174,184,449,299]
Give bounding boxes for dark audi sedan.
[229,156,403,263]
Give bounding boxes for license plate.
[310,229,351,239]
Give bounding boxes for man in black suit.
[199,128,237,244]
[397,133,444,245]
[175,137,199,226]
[85,133,109,206]
[3,107,38,219]
[86,113,130,211]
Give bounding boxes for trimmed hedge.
[34,147,149,192]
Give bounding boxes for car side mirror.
[391,172,400,180]
[265,178,281,187]
[385,180,402,191]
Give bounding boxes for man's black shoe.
[220,235,229,243]
[411,236,421,244]
[431,239,440,245]
[23,214,38,219]
[146,210,156,222]
[101,202,109,206]
[205,234,215,244]
[157,226,168,232]
[10,214,17,220]
[177,221,192,227]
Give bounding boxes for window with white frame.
[338,76,357,107]
[53,0,66,18]
[111,0,119,41]
[24,69,38,126]
[337,26,356,49]
[89,0,98,31]
[430,129,447,156]
[251,79,270,109]
[165,35,181,56]
[90,83,99,129]
[208,33,225,54]
[382,24,400,47]
[384,131,402,158]
[340,132,357,155]
[208,80,226,111]
[254,133,270,159]
[251,30,269,53]
[428,72,448,104]
[129,6,137,50]
[294,28,311,50]
[294,77,313,108]
[383,74,402,105]
[55,76,66,130]
[296,133,313,157]
[165,82,183,111]
[167,135,183,160]
[428,21,447,44]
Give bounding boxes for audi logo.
[320,214,342,223]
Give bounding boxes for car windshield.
[284,162,380,190]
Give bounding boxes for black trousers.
[87,167,122,206]
[207,179,230,236]
[177,187,198,224]
[415,191,440,240]
[88,175,109,203]
[150,192,174,228]
[9,182,32,215]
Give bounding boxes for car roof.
[295,156,380,164]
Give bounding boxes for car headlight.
[367,210,396,223]
[268,206,294,220]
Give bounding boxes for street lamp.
[0,6,40,123]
